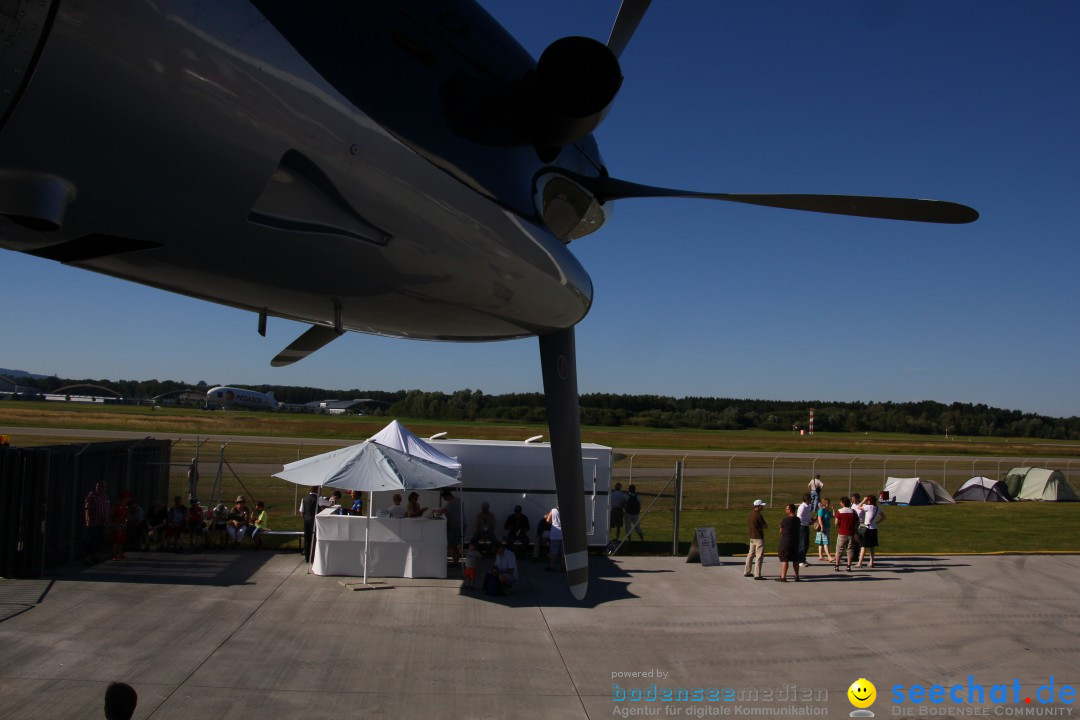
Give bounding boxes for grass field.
[2,402,1078,555]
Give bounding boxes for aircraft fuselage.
[0,0,598,341]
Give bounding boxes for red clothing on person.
[834,507,859,536]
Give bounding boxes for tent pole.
[363,490,373,585]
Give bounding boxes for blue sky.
[2,1,1078,418]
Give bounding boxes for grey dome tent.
[1004,467,1078,502]
[954,476,1011,502]
[883,477,956,505]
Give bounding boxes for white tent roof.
[369,420,461,474]
[274,441,460,492]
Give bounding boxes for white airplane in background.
[0,1,976,599]
[205,386,280,411]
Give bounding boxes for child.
[251,500,269,550]
[463,542,481,590]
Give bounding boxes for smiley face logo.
[847,678,877,709]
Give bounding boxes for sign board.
[695,527,720,567]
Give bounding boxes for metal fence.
[613,450,1079,511]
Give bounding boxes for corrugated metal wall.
[0,439,171,577]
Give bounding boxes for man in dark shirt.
[777,504,801,582]
[744,499,768,579]
[300,486,320,562]
[503,505,530,551]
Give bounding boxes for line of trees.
[8,374,1078,440]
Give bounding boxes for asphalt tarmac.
[1,550,1077,719]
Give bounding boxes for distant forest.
[9,373,1080,440]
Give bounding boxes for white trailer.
[366,438,613,548]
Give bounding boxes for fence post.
[673,461,683,556]
[848,456,857,497]
[726,457,733,510]
[770,456,779,506]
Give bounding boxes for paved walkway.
[1,552,1078,719]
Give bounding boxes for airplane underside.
[0,0,593,341]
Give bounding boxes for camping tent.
[954,476,1011,502]
[1004,467,1078,502]
[883,477,956,505]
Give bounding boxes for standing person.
[439,488,464,565]
[300,486,320,562]
[815,498,833,563]
[833,496,859,572]
[776,504,801,582]
[84,482,110,565]
[609,482,628,542]
[808,474,824,513]
[796,493,813,568]
[109,491,131,561]
[186,458,199,501]
[623,485,644,542]
[857,495,885,568]
[849,493,865,560]
[544,505,563,571]
[743,499,768,579]
[532,511,551,563]
[462,542,481,590]
[349,490,364,517]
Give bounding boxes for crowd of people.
[83,483,272,563]
[744,475,887,582]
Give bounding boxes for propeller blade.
[607,0,652,59]
[577,173,978,224]
[270,325,342,367]
[539,326,588,601]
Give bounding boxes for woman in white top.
[857,495,885,568]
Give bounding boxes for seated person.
[146,501,167,550]
[405,492,427,518]
[165,496,187,551]
[350,490,364,517]
[386,493,407,519]
[250,500,269,550]
[208,501,229,549]
[186,500,207,550]
[471,502,497,548]
[503,505,530,549]
[486,541,517,593]
[227,496,249,545]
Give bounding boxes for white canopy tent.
[275,426,461,583]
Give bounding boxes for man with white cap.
[744,499,768,579]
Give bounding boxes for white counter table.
[313,511,448,579]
